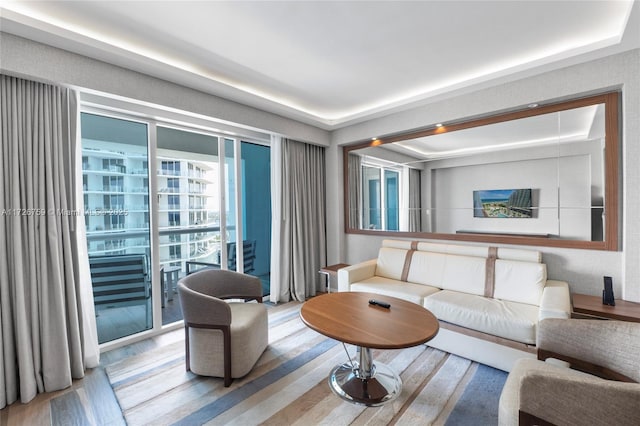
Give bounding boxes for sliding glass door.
[81,113,153,343]
[241,141,271,296]
[156,126,220,325]
[81,109,272,345]
[361,164,400,231]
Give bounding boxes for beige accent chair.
[177,269,268,387]
[499,318,640,425]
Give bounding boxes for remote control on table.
[369,299,391,309]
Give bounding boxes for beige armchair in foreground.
[177,269,268,387]
[498,318,640,426]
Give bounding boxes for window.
[169,245,181,259]
[103,158,125,173]
[168,212,180,227]
[161,160,181,176]
[167,178,179,192]
[361,164,400,231]
[103,176,124,192]
[105,194,124,209]
[168,195,180,210]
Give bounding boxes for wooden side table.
[571,293,640,323]
[318,263,350,293]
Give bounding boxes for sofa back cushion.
[407,251,486,296]
[440,254,487,296]
[376,240,547,304]
[493,259,547,306]
[407,251,446,287]
[382,239,414,250]
[416,242,488,258]
[376,247,408,280]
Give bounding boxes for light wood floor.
[0,328,185,426]
[1,298,275,425]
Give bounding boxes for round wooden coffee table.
[300,292,439,406]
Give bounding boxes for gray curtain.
[348,153,361,229]
[270,137,326,302]
[408,168,422,232]
[0,75,90,407]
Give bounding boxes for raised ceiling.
[1,1,638,129]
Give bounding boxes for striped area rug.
[105,302,506,425]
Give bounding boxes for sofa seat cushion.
[351,276,440,305]
[424,290,539,344]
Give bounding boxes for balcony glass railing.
[158,169,184,177]
[104,165,126,173]
[103,185,124,192]
[129,168,149,175]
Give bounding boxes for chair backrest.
[89,254,149,306]
[185,240,257,275]
[228,240,256,274]
[179,268,262,301]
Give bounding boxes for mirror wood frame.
[343,91,620,251]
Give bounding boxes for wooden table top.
[572,293,640,323]
[319,263,350,275]
[300,292,439,349]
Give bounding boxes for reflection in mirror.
[344,92,619,250]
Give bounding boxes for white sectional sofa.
[338,239,571,372]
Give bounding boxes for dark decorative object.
[603,276,616,306]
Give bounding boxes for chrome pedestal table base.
[328,346,401,406]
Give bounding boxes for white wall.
[328,48,640,302]
[430,155,591,239]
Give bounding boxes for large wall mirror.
[344,92,620,250]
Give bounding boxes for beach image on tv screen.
[473,189,532,218]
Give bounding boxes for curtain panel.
[270,136,327,303]
[347,153,361,229]
[0,74,98,408]
[408,168,422,232]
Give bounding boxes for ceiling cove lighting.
[397,132,587,160]
[2,1,634,125]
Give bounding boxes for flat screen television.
[473,188,533,218]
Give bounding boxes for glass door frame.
[82,104,267,352]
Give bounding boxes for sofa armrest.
[538,280,571,321]
[518,368,640,425]
[337,259,377,292]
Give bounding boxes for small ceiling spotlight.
[528,103,539,108]
[435,123,443,128]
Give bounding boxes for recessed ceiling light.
[371,137,377,141]
[528,103,539,108]
[435,123,443,127]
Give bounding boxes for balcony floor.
[95,273,270,343]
